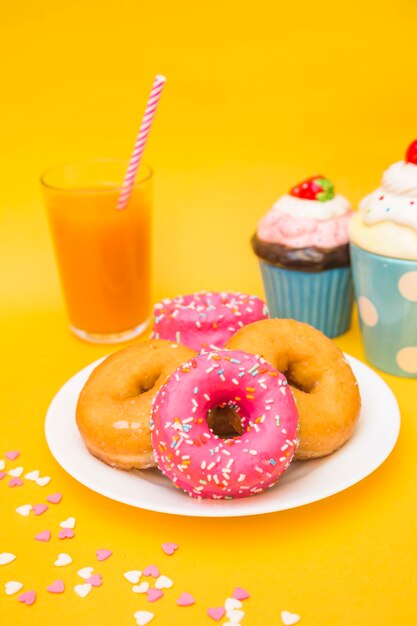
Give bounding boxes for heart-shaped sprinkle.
[36,476,51,487]
[47,579,65,594]
[58,528,75,539]
[9,477,23,487]
[5,581,23,595]
[177,592,195,606]
[226,608,245,622]
[59,517,75,529]
[225,598,242,611]
[0,552,16,565]
[8,466,24,477]
[143,565,159,578]
[161,542,178,555]
[124,570,142,584]
[16,504,32,517]
[147,588,164,602]
[74,583,92,598]
[18,590,36,606]
[46,492,63,504]
[0,460,5,470]
[134,610,154,625]
[86,574,102,587]
[207,607,226,621]
[155,575,173,590]
[5,450,20,460]
[24,470,40,481]
[77,567,94,579]
[132,582,149,593]
[281,611,301,625]
[0,471,6,480]
[54,553,72,567]
[96,549,112,561]
[232,587,250,601]
[33,504,48,516]
[35,529,51,542]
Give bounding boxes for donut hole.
[206,404,244,438]
[133,371,161,396]
[282,362,317,394]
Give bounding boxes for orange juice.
[42,160,152,342]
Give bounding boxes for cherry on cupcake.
[405,140,417,165]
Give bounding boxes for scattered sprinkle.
[8,466,24,477]
[46,492,63,504]
[134,610,154,625]
[155,575,173,590]
[86,574,102,587]
[59,517,75,529]
[54,553,72,567]
[96,549,112,562]
[8,477,23,487]
[18,590,36,606]
[5,581,23,595]
[147,588,164,602]
[5,451,20,461]
[161,542,178,555]
[133,582,149,593]
[124,570,142,584]
[225,598,242,611]
[143,565,160,578]
[47,579,65,594]
[0,552,16,565]
[74,583,92,598]
[16,504,32,517]
[177,592,195,606]
[35,530,51,542]
[33,504,48,516]
[24,470,40,481]
[281,610,301,625]
[207,606,226,621]
[58,528,75,539]
[35,476,51,487]
[78,567,94,580]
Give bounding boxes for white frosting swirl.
[359,160,417,232]
[382,161,417,196]
[272,194,351,221]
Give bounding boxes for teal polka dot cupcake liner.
[350,243,417,377]
[259,261,353,338]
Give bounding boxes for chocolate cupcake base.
[251,234,350,272]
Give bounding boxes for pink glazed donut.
[151,350,299,499]
[151,291,269,351]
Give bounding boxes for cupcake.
[349,140,417,377]
[252,175,354,337]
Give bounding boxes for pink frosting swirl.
[257,209,353,249]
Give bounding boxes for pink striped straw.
[117,74,166,209]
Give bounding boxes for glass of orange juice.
[41,158,152,343]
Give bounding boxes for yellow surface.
[1,1,417,624]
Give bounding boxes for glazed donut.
[151,350,299,499]
[226,319,361,460]
[76,339,195,470]
[151,291,269,351]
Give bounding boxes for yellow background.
[1,1,417,624]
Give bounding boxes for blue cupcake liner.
[350,243,417,377]
[259,260,353,338]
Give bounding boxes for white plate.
[45,354,400,517]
